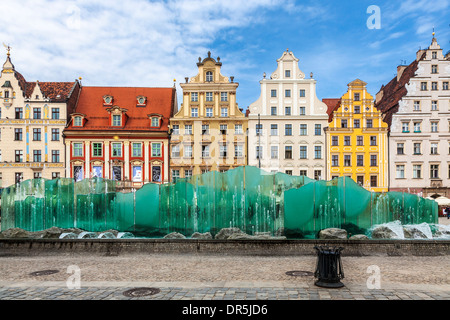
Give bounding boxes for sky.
[0,0,449,111]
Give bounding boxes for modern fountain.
[0,166,439,239]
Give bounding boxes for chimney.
[397,65,407,82]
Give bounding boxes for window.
[256,146,263,159]
[299,106,306,115]
[432,51,437,59]
[341,119,348,128]
[421,82,427,91]
[256,124,263,136]
[4,91,9,98]
[271,146,278,159]
[332,155,339,167]
[285,89,291,98]
[431,101,438,111]
[300,124,307,136]
[191,108,198,117]
[431,122,438,132]
[370,155,377,166]
[201,145,210,158]
[202,124,209,135]
[285,170,293,176]
[299,170,307,176]
[33,150,41,162]
[220,107,228,117]
[220,124,227,135]
[397,143,404,155]
[271,107,277,115]
[354,119,360,128]
[270,124,278,136]
[172,170,180,183]
[201,107,211,118]
[354,93,360,101]
[172,125,179,134]
[413,165,422,179]
[51,128,59,141]
[184,169,192,178]
[151,117,159,127]
[444,82,449,90]
[14,128,22,141]
[52,172,60,180]
[152,143,161,157]
[299,89,306,97]
[431,82,438,91]
[314,146,322,159]
[285,124,292,136]
[285,70,291,78]
[354,106,361,114]
[112,115,121,126]
[396,165,405,179]
[206,92,213,102]
[184,145,193,158]
[51,150,60,163]
[430,164,439,179]
[73,143,83,157]
[344,155,351,167]
[206,71,213,82]
[370,176,377,187]
[413,143,421,155]
[430,143,438,155]
[185,124,192,135]
[33,108,41,119]
[221,92,228,102]
[235,124,243,134]
[234,145,243,157]
[402,122,409,133]
[52,108,60,119]
[172,144,180,158]
[112,143,122,157]
[15,108,23,119]
[414,101,420,111]
[285,106,291,116]
[356,136,364,146]
[285,146,293,159]
[357,176,364,186]
[93,143,103,157]
[191,92,198,102]
[331,136,339,146]
[33,128,41,141]
[370,136,377,146]
[220,144,227,158]
[315,124,321,136]
[271,90,277,98]
[431,65,438,74]
[299,146,307,159]
[132,143,142,157]
[15,172,23,184]
[344,136,351,146]
[314,170,322,181]
[132,166,142,182]
[34,172,42,179]
[414,122,421,133]
[357,155,364,166]
[92,166,102,178]
[366,119,373,128]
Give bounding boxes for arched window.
[74,116,83,127]
[206,71,213,82]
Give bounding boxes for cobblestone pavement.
[0,253,449,300]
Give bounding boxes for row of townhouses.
[0,36,449,197]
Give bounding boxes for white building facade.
[247,50,329,179]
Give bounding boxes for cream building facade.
[247,50,329,179]
[169,52,247,180]
[0,50,80,188]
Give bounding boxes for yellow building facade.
[326,79,389,192]
[169,52,247,180]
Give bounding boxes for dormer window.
[74,116,83,127]
[112,114,121,126]
[137,96,147,107]
[103,95,113,106]
[206,71,213,82]
[148,113,162,128]
[151,117,159,127]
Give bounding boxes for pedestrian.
[446,206,450,220]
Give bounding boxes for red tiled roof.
[13,71,75,101]
[65,86,176,132]
[322,98,341,122]
[374,52,425,128]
